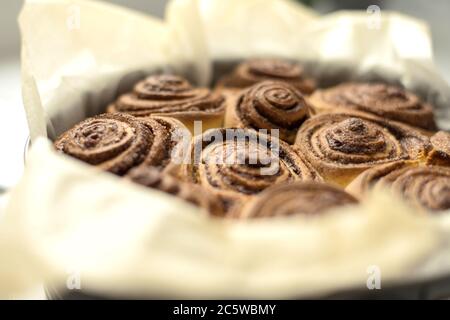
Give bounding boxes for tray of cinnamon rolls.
[41,57,450,299]
[13,0,450,300]
[51,58,450,219]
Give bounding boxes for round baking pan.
[23,59,450,299]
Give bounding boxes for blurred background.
[1,0,449,191]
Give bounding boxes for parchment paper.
[4,139,446,298]
[20,0,210,141]
[1,0,449,298]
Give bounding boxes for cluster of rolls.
[54,58,450,218]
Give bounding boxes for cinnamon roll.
[181,128,322,212]
[295,112,431,186]
[346,162,450,212]
[427,131,450,166]
[239,181,358,219]
[54,113,190,175]
[217,58,316,94]
[107,74,225,133]
[308,82,437,130]
[127,166,225,217]
[345,160,413,199]
[224,81,311,143]
[140,116,191,170]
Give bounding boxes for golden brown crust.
[347,162,450,212]
[346,160,414,199]
[308,83,437,130]
[139,116,191,169]
[217,58,316,94]
[387,166,450,212]
[54,113,190,175]
[224,80,310,143]
[181,128,322,212]
[54,113,151,175]
[295,111,431,186]
[107,74,225,132]
[427,131,450,166]
[238,181,358,218]
[126,166,225,217]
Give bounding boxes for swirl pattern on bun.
[347,161,450,212]
[225,80,310,143]
[54,113,190,175]
[217,58,316,94]
[295,112,431,186]
[345,160,411,199]
[108,74,225,132]
[239,181,358,218]
[308,82,437,130]
[181,128,322,212]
